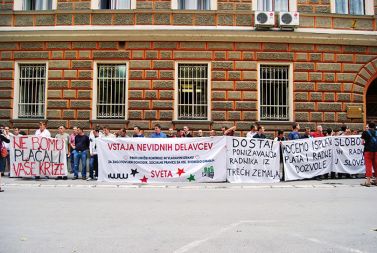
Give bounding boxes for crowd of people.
[0,121,376,191]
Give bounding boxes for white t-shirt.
[35,129,51,138]
[246,131,256,138]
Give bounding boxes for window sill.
[256,121,293,126]
[91,119,129,125]
[172,120,213,125]
[11,118,47,123]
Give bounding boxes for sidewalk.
[0,175,371,189]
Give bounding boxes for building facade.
[0,0,377,136]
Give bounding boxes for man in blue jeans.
[73,127,90,180]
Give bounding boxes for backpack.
[367,130,377,151]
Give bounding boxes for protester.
[311,125,324,138]
[167,128,176,138]
[177,129,184,138]
[0,129,10,192]
[301,127,312,139]
[182,126,193,137]
[222,126,236,136]
[150,124,167,138]
[69,126,78,173]
[246,124,257,138]
[209,130,216,137]
[274,130,286,142]
[35,121,51,137]
[103,126,116,138]
[274,130,286,181]
[288,123,300,140]
[117,128,128,138]
[253,126,267,139]
[360,122,377,187]
[88,126,101,181]
[55,126,70,180]
[13,127,22,136]
[2,126,11,175]
[197,130,204,137]
[73,127,90,180]
[133,126,144,137]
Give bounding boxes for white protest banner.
[282,137,332,181]
[10,136,68,177]
[332,135,365,174]
[226,137,280,183]
[97,137,226,183]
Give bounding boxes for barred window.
[259,65,289,121]
[178,0,210,10]
[96,64,127,119]
[22,0,53,10]
[177,64,209,120]
[18,64,46,118]
[99,0,131,9]
[258,0,289,11]
[335,0,364,15]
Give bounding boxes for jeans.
[70,150,75,173]
[0,156,5,173]
[89,155,98,178]
[73,150,88,178]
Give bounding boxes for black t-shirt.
[361,129,377,152]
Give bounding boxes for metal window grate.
[18,64,46,118]
[178,64,208,120]
[23,0,53,10]
[178,0,210,10]
[100,0,131,9]
[97,64,127,119]
[260,65,289,121]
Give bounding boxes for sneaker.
[86,177,93,181]
[62,176,68,180]
[82,177,87,180]
[72,176,78,180]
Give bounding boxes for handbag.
[1,142,7,158]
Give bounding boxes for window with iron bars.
[259,65,290,121]
[18,64,46,118]
[96,64,127,119]
[257,0,289,11]
[177,64,209,120]
[22,0,53,10]
[99,0,131,9]
[335,0,364,15]
[178,0,210,10]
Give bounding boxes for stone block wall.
[1,41,376,135]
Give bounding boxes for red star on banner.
[177,168,185,177]
[140,176,148,183]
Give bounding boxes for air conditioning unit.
[279,12,299,29]
[255,11,275,28]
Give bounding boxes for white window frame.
[172,0,217,10]
[252,0,297,12]
[13,0,57,10]
[91,0,136,10]
[174,62,211,121]
[13,61,48,119]
[257,63,293,122]
[92,61,129,120]
[330,0,373,15]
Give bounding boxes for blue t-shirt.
[288,131,300,140]
[150,132,167,138]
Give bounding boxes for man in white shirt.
[55,126,70,180]
[103,126,115,138]
[35,122,51,138]
[246,124,257,138]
